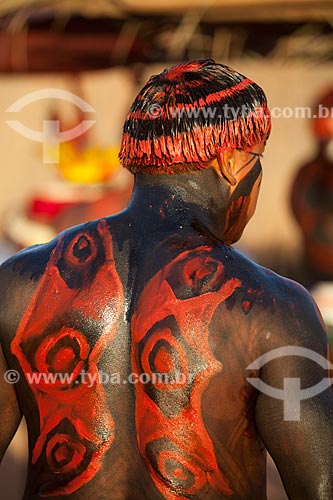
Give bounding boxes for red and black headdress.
[119,59,271,174]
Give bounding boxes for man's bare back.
[1,60,332,499]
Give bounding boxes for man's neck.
[126,169,230,242]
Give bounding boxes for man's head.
[119,59,270,243]
[119,59,270,175]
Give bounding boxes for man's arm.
[254,282,333,500]
[0,343,22,462]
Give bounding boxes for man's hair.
[119,59,271,175]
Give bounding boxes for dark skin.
[0,146,332,500]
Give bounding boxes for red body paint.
[131,247,240,499]
[11,220,124,496]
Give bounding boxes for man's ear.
[215,149,237,187]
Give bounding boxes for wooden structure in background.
[0,0,332,72]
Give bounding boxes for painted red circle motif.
[140,327,189,391]
[156,448,207,494]
[183,255,223,289]
[165,251,226,299]
[46,433,86,474]
[34,327,90,388]
[63,233,98,267]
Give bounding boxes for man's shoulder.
[0,217,119,300]
[0,240,54,283]
[1,221,92,280]
[228,247,321,319]
[0,217,123,337]
[226,246,288,291]
[0,240,54,339]
[226,250,327,359]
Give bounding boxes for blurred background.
[0,1,333,499]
